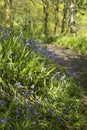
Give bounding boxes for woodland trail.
[43,44,87,126]
[41,44,87,88]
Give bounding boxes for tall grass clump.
[56,35,87,55]
[0,27,85,130]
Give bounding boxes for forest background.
[0,0,87,39]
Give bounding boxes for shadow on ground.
[43,44,87,87]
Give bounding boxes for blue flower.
[22,109,25,114]
[24,91,29,98]
[0,99,7,106]
[30,84,35,89]
[61,74,66,80]
[16,97,20,102]
[57,58,66,65]
[16,114,20,119]
[15,82,23,89]
[15,110,19,113]
[51,74,56,80]
[30,90,34,94]
[32,121,36,125]
[1,117,8,124]
[2,32,7,38]
[48,109,55,115]
[2,85,7,89]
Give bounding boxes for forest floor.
[41,43,87,124]
[41,43,87,87]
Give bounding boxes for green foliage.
[43,36,58,43]
[52,35,87,54]
[0,0,87,38]
[0,0,87,128]
[0,31,86,130]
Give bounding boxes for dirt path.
[41,44,87,87]
[40,43,87,128]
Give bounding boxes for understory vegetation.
[0,27,86,130]
[0,0,87,129]
[44,35,87,55]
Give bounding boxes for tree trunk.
[61,0,68,33]
[42,0,49,37]
[54,1,59,35]
[69,0,76,36]
[4,0,12,27]
[30,18,34,30]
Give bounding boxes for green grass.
[0,30,86,130]
[44,34,87,55]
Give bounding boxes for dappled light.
[0,0,87,130]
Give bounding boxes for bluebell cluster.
[67,65,79,78]
[25,38,78,80]
[0,25,12,39]
[26,39,66,66]
[0,25,79,79]
[0,26,80,129]
[0,99,7,106]
[0,25,23,41]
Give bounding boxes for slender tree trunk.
[54,1,59,35]
[61,0,68,33]
[69,0,76,36]
[42,0,49,37]
[30,18,34,30]
[4,0,12,27]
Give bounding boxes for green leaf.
[0,44,2,51]
[46,67,56,76]
[0,77,3,83]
